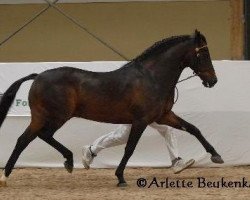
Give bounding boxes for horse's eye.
[197,53,200,57]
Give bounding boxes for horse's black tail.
[0,73,38,128]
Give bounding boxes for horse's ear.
[195,29,201,38]
[194,29,202,44]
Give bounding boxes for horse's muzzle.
[202,77,217,88]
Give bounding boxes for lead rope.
[174,74,198,104]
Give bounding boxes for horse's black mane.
[134,35,191,62]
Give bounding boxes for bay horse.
[0,30,223,187]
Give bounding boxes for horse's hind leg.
[38,126,74,173]
[156,111,224,164]
[115,121,147,187]
[0,126,37,186]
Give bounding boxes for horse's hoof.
[211,155,224,164]
[117,182,128,187]
[0,180,7,187]
[64,161,73,173]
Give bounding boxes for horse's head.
[184,30,217,88]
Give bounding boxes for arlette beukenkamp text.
[136,177,250,189]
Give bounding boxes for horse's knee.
[16,135,25,146]
[16,133,36,149]
[123,144,137,160]
[185,124,200,135]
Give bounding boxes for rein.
[174,74,198,104]
[177,74,198,83]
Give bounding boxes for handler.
[82,123,195,174]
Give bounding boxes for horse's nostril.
[213,78,218,84]
[210,77,217,85]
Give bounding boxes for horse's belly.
[75,102,133,124]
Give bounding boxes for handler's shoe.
[82,146,96,169]
[172,157,195,174]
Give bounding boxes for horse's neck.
[142,43,192,97]
[157,62,184,94]
[147,57,184,88]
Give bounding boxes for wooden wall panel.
[0,1,231,62]
[230,0,244,60]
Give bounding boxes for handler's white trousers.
[91,122,179,161]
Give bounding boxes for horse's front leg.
[156,111,224,164]
[115,121,147,187]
